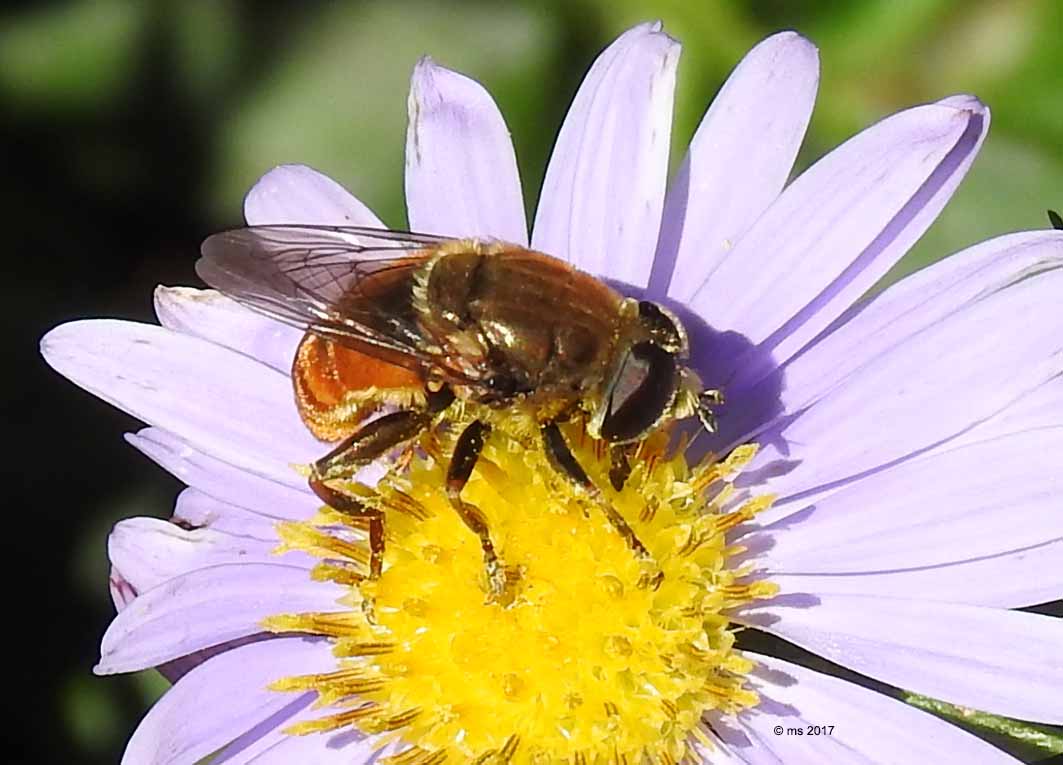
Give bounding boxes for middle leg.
[446,420,512,602]
[542,422,663,589]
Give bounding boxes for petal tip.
[624,20,661,35]
[152,284,181,316]
[92,657,118,677]
[619,20,676,48]
[939,93,989,118]
[756,29,820,72]
[409,56,473,113]
[243,164,327,224]
[249,163,314,188]
[153,285,216,312]
[410,54,437,85]
[39,326,61,359]
[39,320,88,366]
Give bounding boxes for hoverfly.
[198,226,721,596]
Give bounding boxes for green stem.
[904,694,1063,755]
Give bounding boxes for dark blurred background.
[5,1,1062,762]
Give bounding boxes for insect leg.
[542,423,663,589]
[313,409,432,481]
[308,481,386,580]
[310,409,433,579]
[446,420,510,601]
[609,444,633,491]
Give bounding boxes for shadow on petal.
[608,277,797,469]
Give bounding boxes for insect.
[198,225,721,597]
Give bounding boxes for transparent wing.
[197,224,454,373]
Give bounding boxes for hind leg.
[309,408,433,578]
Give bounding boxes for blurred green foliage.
[7,0,1060,251]
[5,0,1060,761]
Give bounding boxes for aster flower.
[41,21,1063,765]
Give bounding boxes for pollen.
[266,423,777,764]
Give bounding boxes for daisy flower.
[41,21,1063,765]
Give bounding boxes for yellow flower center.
[265,422,777,765]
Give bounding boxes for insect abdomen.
[293,334,424,441]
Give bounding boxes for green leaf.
[171,0,242,105]
[62,675,124,753]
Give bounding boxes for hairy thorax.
[418,241,624,411]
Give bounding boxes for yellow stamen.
[267,423,776,764]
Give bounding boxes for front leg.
[542,423,662,589]
[310,408,433,579]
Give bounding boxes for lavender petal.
[737,594,1063,724]
[532,22,679,287]
[713,653,1021,764]
[765,539,1063,609]
[751,429,1063,575]
[41,320,321,489]
[122,636,332,765]
[108,514,312,598]
[652,32,818,301]
[748,255,1063,513]
[154,286,302,375]
[690,98,985,386]
[244,164,384,227]
[96,563,346,675]
[405,58,527,244]
[127,427,320,522]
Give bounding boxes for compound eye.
[636,301,685,353]
[600,342,679,443]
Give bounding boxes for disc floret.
[266,424,777,764]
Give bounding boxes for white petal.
[405,58,527,243]
[713,653,1021,764]
[532,22,679,286]
[244,164,384,226]
[652,32,818,300]
[122,637,329,765]
[42,320,321,489]
[692,97,986,384]
[738,594,1063,724]
[154,286,302,374]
